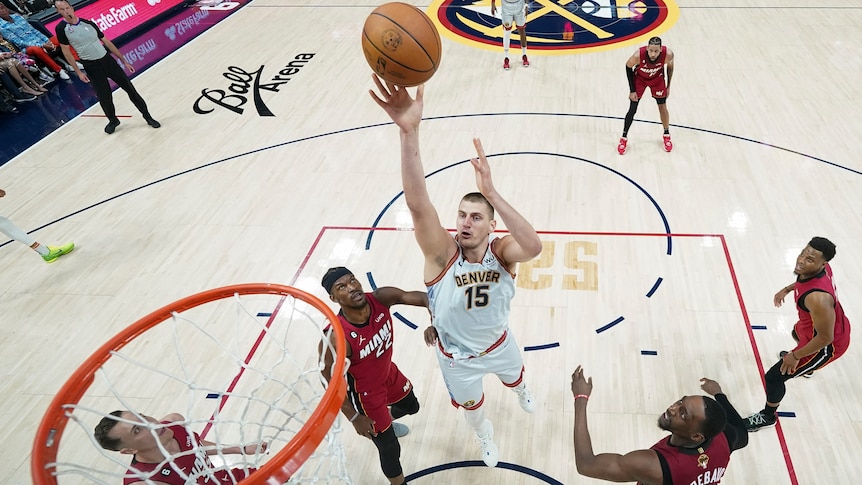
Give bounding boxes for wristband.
[574,394,589,401]
[349,411,360,422]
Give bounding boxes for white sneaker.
[64,64,75,72]
[391,422,409,438]
[58,70,70,80]
[476,419,499,467]
[516,386,536,413]
[38,71,54,83]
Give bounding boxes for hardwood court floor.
[2,1,861,484]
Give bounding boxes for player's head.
[322,267,367,309]
[457,192,496,251]
[795,237,835,276]
[646,36,662,61]
[658,395,727,444]
[94,411,174,454]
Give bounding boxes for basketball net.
[32,284,353,484]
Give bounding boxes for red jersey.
[336,293,396,390]
[635,45,667,81]
[123,423,252,484]
[642,433,731,485]
[794,263,851,355]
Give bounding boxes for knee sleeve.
[371,427,402,478]
[391,390,420,418]
[764,363,789,403]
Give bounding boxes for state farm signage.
[44,0,185,39]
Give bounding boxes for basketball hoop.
[32,283,349,484]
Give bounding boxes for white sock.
[464,408,487,435]
[0,215,46,254]
[522,46,527,56]
[503,29,511,57]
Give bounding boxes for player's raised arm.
[370,77,456,276]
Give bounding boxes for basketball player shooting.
[369,75,543,467]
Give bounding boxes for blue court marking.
[256,312,272,317]
[364,150,672,255]
[641,350,658,355]
[646,277,663,297]
[751,325,768,330]
[205,393,220,399]
[596,316,625,333]
[405,460,564,484]
[6,112,857,252]
[524,342,560,351]
[777,411,796,418]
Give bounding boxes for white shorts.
[501,0,526,29]
[435,331,525,409]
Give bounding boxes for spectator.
[0,3,70,81]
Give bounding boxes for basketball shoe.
[663,134,673,152]
[522,55,530,67]
[476,419,499,467]
[617,137,628,155]
[779,351,813,377]
[391,422,409,438]
[515,386,536,413]
[503,57,510,70]
[43,242,75,263]
[744,411,776,431]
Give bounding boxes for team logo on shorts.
[463,399,476,407]
[429,0,679,54]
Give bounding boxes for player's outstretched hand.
[369,74,424,132]
[699,378,723,396]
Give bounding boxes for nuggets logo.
[430,0,679,54]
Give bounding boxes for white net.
[35,287,353,485]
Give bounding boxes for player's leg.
[0,215,73,263]
[436,350,498,466]
[515,2,528,66]
[746,346,835,431]
[619,77,646,154]
[501,4,517,69]
[657,97,671,152]
[369,427,407,485]
[386,366,419,437]
[492,334,535,413]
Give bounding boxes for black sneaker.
[745,411,777,431]
[145,118,161,128]
[13,94,37,103]
[105,119,120,134]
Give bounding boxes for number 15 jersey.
[427,237,516,359]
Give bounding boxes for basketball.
[361,2,442,87]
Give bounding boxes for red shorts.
[634,75,667,99]
[350,363,411,433]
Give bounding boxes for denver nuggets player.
[370,76,543,468]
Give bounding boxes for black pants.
[80,54,151,122]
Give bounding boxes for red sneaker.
[617,137,627,155]
[522,55,530,67]
[663,134,673,152]
[503,57,510,70]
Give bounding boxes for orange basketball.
[361,2,442,87]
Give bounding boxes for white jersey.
[427,237,515,359]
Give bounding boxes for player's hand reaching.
[369,74,424,132]
[351,414,377,439]
[699,378,723,396]
[470,138,497,198]
[570,366,593,399]
[423,325,438,346]
[774,286,792,307]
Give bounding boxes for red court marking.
[207,227,798,484]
